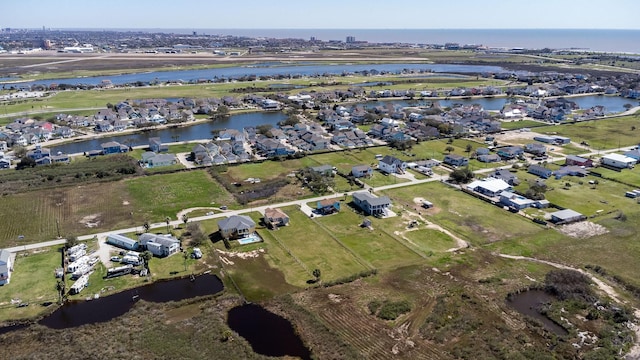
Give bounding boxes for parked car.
[110,256,121,262]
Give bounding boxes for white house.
[378,155,406,174]
[467,178,512,197]
[0,249,12,285]
[139,233,180,257]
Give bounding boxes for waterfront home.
[149,137,168,152]
[101,141,129,154]
[138,233,180,257]
[140,152,177,168]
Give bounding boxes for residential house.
[138,233,180,257]
[565,155,593,167]
[149,137,168,152]
[0,249,12,285]
[264,207,290,228]
[477,154,501,163]
[499,191,535,210]
[316,199,340,215]
[497,146,524,160]
[443,154,469,167]
[101,141,129,155]
[554,166,589,179]
[218,215,256,240]
[524,143,547,156]
[378,155,406,174]
[489,169,520,185]
[255,137,293,157]
[528,164,553,179]
[140,152,178,168]
[311,164,334,176]
[352,191,391,216]
[26,145,51,161]
[351,165,373,178]
[467,178,512,197]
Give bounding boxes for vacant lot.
[536,115,640,150]
[126,170,235,220]
[0,247,60,322]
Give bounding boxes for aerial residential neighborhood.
[2,13,640,359]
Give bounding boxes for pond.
[506,289,568,336]
[51,111,286,155]
[38,273,224,329]
[227,304,311,360]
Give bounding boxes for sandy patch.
[216,248,264,259]
[328,293,342,303]
[557,221,609,239]
[79,214,101,228]
[122,201,130,205]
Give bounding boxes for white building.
[467,178,512,197]
[0,249,12,285]
[601,153,636,169]
[139,233,180,257]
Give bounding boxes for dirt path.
[175,207,223,221]
[497,253,640,359]
[405,198,470,252]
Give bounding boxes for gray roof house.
[139,233,180,257]
[218,215,256,240]
[352,191,391,216]
[0,249,12,285]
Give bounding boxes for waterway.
[506,289,568,336]
[6,63,504,87]
[51,111,286,154]
[227,304,312,360]
[49,94,631,155]
[39,273,224,329]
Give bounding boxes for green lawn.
[0,248,61,322]
[315,207,422,269]
[269,207,368,282]
[383,182,543,245]
[126,170,235,221]
[535,115,640,150]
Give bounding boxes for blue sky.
[1,0,638,30]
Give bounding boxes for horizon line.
[7,27,640,31]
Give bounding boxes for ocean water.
[107,28,640,54]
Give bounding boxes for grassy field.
[535,115,640,150]
[125,170,235,220]
[383,182,544,246]
[315,207,422,269]
[268,207,369,282]
[0,247,61,322]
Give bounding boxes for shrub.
[377,300,411,320]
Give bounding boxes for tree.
[624,103,633,111]
[445,146,455,154]
[312,268,321,282]
[141,250,153,270]
[65,236,79,250]
[165,217,171,233]
[12,145,27,158]
[212,105,229,119]
[56,279,66,304]
[16,156,36,170]
[181,213,189,227]
[449,167,474,184]
[525,181,547,200]
[465,144,473,154]
[143,221,150,233]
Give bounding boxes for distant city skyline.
[1,0,638,30]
